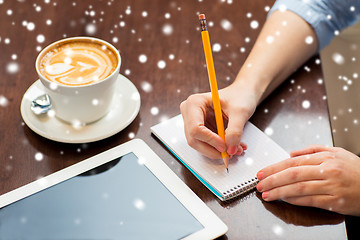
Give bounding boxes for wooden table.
[0,0,350,239]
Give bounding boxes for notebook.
[151,114,290,201]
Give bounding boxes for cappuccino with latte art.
[36,37,121,124]
[38,40,118,86]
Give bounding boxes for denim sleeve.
[269,0,360,50]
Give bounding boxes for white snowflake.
[27,22,35,31]
[125,6,131,15]
[157,60,166,69]
[92,99,99,106]
[162,24,173,35]
[250,20,259,29]
[305,36,313,44]
[36,34,45,43]
[0,95,9,107]
[141,81,153,92]
[47,109,55,118]
[332,53,345,65]
[133,198,146,210]
[302,100,311,109]
[35,152,44,161]
[245,157,253,165]
[85,23,96,35]
[272,224,284,236]
[6,62,19,74]
[138,54,147,63]
[212,43,221,52]
[131,92,140,101]
[266,36,274,44]
[128,132,135,139]
[265,127,274,136]
[279,4,287,12]
[151,107,159,115]
[220,19,232,31]
[71,120,84,130]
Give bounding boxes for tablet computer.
[0,139,227,239]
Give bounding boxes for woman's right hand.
[180,81,260,159]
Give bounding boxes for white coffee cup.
[35,37,121,124]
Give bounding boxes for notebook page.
[151,114,289,198]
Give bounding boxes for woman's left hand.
[256,145,360,216]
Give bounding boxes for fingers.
[180,94,226,158]
[180,93,250,159]
[185,138,222,159]
[224,109,249,155]
[187,125,225,153]
[282,195,334,210]
[257,151,329,180]
[290,144,333,157]
[257,165,326,193]
[261,180,329,201]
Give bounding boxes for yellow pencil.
[199,14,230,173]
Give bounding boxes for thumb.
[224,113,247,155]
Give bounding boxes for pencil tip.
[199,14,206,20]
[227,168,229,173]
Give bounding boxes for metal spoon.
[31,94,52,115]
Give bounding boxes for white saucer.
[20,75,141,143]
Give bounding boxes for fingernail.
[262,192,269,200]
[256,182,262,192]
[227,145,237,155]
[217,145,225,152]
[235,150,243,155]
[257,171,264,180]
[235,146,244,155]
[242,144,247,150]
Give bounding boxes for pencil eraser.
[198,14,206,20]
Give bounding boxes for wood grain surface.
[0,0,348,239]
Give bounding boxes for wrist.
[231,69,270,105]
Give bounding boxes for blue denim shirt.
[270,0,360,50]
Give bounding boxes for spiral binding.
[223,177,259,201]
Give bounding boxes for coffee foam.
[38,41,118,86]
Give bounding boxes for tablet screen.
[0,153,204,239]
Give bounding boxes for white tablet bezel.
[0,139,228,239]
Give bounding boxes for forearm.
[232,10,318,104]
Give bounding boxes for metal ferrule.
[200,19,207,31]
